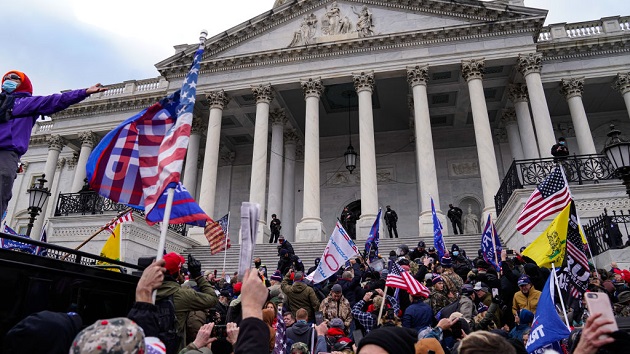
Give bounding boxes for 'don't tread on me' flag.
[517,166,572,235]
[521,203,570,269]
[86,43,209,227]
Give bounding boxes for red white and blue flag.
[386,261,430,298]
[86,44,209,226]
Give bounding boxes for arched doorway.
[340,200,361,240]
[458,197,481,234]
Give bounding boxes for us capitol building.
[5,0,630,265]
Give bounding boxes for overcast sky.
[3,0,628,95]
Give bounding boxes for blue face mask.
[559,141,565,145]
[2,80,18,93]
[453,251,460,256]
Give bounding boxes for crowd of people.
[4,239,630,354]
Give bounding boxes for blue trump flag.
[365,208,381,261]
[480,215,502,272]
[431,198,446,260]
[526,267,570,353]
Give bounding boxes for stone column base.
[187,228,207,245]
[296,219,326,242]
[356,216,380,241]
[255,222,270,244]
[418,210,448,237]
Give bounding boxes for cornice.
[157,0,545,78]
[537,34,630,61]
[51,92,167,119]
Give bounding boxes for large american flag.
[386,262,430,298]
[205,213,231,255]
[272,306,287,354]
[517,166,572,235]
[87,43,209,226]
[559,201,590,304]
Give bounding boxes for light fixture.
[342,90,357,173]
[26,174,51,237]
[602,124,630,197]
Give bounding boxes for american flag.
[205,213,231,255]
[272,306,287,354]
[386,262,430,298]
[87,42,209,226]
[559,201,590,303]
[517,166,572,235]
[106,210,134,233]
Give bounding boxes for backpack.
[156,294,181,354]
[435,298,461,321]
[0,92,16,124]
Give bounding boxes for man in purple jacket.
[0,70,106,221]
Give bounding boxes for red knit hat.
[163,252,185,276]
[233,282,242,294]
[2,70,33,94]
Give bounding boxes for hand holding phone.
[584,292,618,333]
[211,324,228,338]
[315,311,324,325]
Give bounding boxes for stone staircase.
[185,233,485,274]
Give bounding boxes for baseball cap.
[473,282,488,292]
[518,275,531,286]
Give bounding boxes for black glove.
[188,254,202,279]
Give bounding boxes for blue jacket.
[402,299,433,332]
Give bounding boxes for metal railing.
[495,154,616,215]
[583,209,630,256]
[54,190,188,236]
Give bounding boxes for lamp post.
[342,90,357,173]
[602,125,630,197]
[26,174,51,237]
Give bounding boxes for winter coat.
[319,294,352,327]
[512,287,542,315]
[281,275,321,321]
[286,321,314,346]
[233,318,270,354]
[458,295,476,323]
[402,299,433,332]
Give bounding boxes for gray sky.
[4,0,628,95]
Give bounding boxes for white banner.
[238,202,259,280]
[307,222,360,284]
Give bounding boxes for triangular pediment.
[156,0,546,76]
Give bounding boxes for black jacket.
[127,302,160,337]
[286,321,314,345]
[233,318,270,354]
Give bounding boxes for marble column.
[501,108,525,160]
[508,84,539,159]
[250,84,273,243]
[282,130,299,242]
[560,78,596,155]
[461,59,500,220]
[32,135,65,237]
[407,65,446,236]
[613,73,630,120]
[267,109,286,222]
[353,72,379,239]
[71,131,96,192]
[296,78,325,242]
[517,53,556,157]
[183,116,204,198]
[199,90,229,221]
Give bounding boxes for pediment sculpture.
[288,2,375,47]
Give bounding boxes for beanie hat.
[329,318,345,329]
[331,284,343,293]
[357,326,418,354]
[270,270,283,282]
[518,309,534,325]
[418,241,426,248]
[451,244,460,252]
[70,317,145,353]
[294,271,304,281]
[432,274,444,285]
[4,310,83,354]
[441,256,452,267]
[233,282,242,294]
[163,252,185,275]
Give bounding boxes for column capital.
[78,131,96,148]
[613,73,630,95]
[517,53,543,77]
[352,71,375,93]
[406,65,429,87]
[57,157,67,170]
[300,78,324,98]
[284,129,300,144]
[494,127,508,143]
[206,90,230,109]
[560,77,585,99]
[461,59,485,82]
[191,115,206,134]
[508,83,529,103]
[251,84,274,103]
[269,108,288,126]
[67,153,78,170]
[48,134,65,151]
[501,108,517,126]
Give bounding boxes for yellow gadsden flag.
[522,203,571,269]
[98,223,121,271]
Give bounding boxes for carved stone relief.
[448,160,480,178]
[326,168,394,187]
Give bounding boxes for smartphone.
[315,311,324,325]
[584,292,618,333]
[492,288,499,298]
[211,324,228,338]
[506,249,514,255]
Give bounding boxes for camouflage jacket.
[428,289,451,316]
[319,294,352,328]
[614,303,630,317]
[441,270,464,301]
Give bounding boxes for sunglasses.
[3,73,21,81]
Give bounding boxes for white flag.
[307,222,360,284]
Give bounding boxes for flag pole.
[152,187,175,303]
[222,211,230,274]
[551,263,571,330]
[490,216,499,272]
[377,285,389,325]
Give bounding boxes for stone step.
[184,233,486,274]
